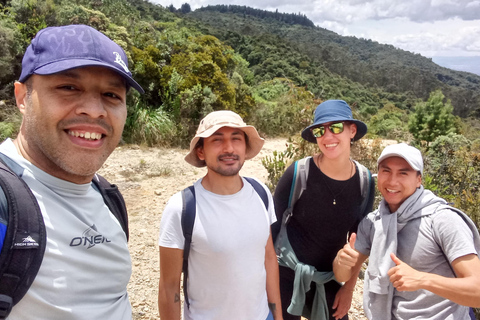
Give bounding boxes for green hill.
[187,5,480,117]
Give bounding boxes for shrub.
[251,78,316,137]
[261,135,318,192]
[424,133,480,230]
[123,99,175,146]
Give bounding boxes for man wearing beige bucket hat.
[158,110,283,320]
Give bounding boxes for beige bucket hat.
[185,110,265,167]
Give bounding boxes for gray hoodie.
[359,186,480,320]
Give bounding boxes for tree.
[408,89,458,145]
[180,3,190,14]
[0,16,23,99]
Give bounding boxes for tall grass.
[123,99,176,146]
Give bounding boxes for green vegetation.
[409,90,458,146]
[189,7,480,118]
[0,1,479,259]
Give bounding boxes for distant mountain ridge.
[196,5,315,28]
[188,6,480,118]
[432,56,480,76]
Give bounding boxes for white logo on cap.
[113,52,130,73]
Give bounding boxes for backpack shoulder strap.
[0,154,46,320]
[92,174,129,241]
[244,177,269,211]
[289,157,311,208]
[180,178,269,309]
[354,160,373,217]
[181,185,195,310]
[283,156,311,225]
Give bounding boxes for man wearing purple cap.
[0,25,143,319]
[333,143,480,320]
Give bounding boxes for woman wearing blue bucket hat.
[272,100,375,320]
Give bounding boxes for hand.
[335,233,359,269]
[388,253,424,292]
[332,285,353,320]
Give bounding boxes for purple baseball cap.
[19,24,144,94]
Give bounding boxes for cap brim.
[28,59,145,94]
[377,153,421,172]
[185,124,265,167]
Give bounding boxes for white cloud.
[150,0,480,56]
[307,0,480,22]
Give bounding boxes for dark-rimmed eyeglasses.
[311,122,345,138]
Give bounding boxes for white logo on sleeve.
[113,52,130,73]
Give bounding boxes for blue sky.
[152,0,480,58]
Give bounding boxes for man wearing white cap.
[158,110,283,320]
[333,143,480,320]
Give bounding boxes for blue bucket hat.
[301,100,367,143]
[19,24,144,94]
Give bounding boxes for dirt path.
[98,138,366,320]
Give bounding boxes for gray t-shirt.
[1,139,132,320]
[357,208,475,319]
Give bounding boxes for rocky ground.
[98,138,367,320]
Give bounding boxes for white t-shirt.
[159,177,276,320]
[0,139,132,320]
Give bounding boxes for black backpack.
[180,177,269,309]
[0,153,128,319]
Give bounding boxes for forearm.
[390,254,480,307]
[158,279,181,320]
[265,257,283,319]
[265,234,283,319]
[158,246,183,320]
[342,266,361,292]
[419,273,480,307]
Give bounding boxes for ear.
[349,123,357,139]
[14,81,28,114]
[196,146,205,161]
[416,173,422,188]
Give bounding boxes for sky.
[151,0,480,59]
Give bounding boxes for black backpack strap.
[180,178,268,309]
[92,174,129,241]
[181,185,196,310]
[244,177,269,211]
[0,154,46,320]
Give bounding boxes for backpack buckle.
[0,294,13,319]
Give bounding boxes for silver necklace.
[316,156,354,205]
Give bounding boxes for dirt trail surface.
[98,138,367,320]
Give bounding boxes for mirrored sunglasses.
[311,122,345,138]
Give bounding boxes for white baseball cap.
[377,143,423,175]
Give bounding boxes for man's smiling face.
[15,66,127,183]
[377,156,422,213]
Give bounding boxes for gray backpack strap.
[274,157,311,255]
[354,160,372,217]
[284,156,311,224]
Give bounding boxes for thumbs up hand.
[349,233,356,250]
[388,253,423,291]
[335,233,360,269]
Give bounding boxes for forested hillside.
[0,0,479,146]
[188,5,480,118]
